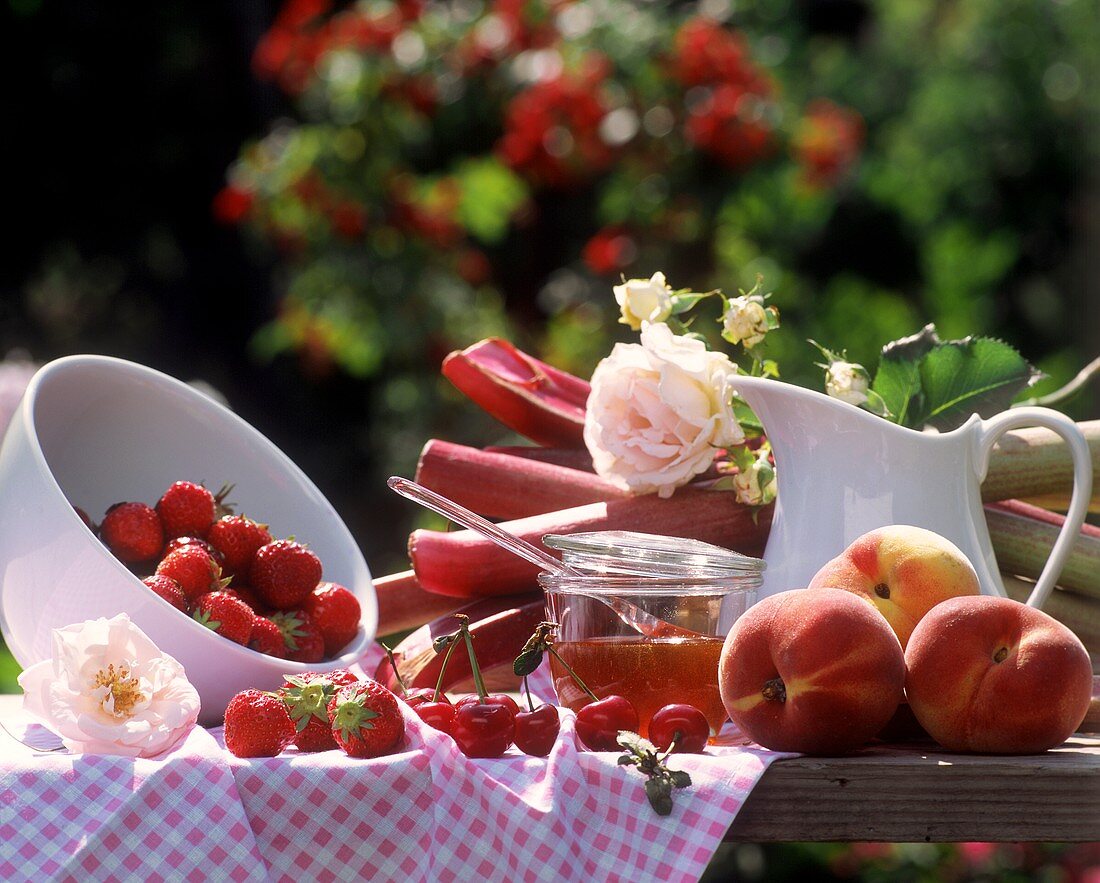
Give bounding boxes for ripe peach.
[905,595,1093,754]
[808,525,980,649]
[719,588,905,755]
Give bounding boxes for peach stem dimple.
[761,677,786,703]
[993,646,1009,663]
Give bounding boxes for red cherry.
[648,704,710,754]
[403,687,446,711]
[451,699,515,758]
[416,702,457,735]
[575,695,638,751]
[513,704,559,757]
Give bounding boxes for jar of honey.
[539,530,763,737]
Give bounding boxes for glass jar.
[539,530,763,736]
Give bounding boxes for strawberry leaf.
[911,336,1038,430]
[871,324,939,426]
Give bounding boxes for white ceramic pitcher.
[730,375,1093,610]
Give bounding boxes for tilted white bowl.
[0,355,376,726]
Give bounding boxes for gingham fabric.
[0,643,788,882]
[0,724,266,883]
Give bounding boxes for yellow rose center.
[93,663,145,719]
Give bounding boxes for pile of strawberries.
[82,480,361,662]
[224,670,405,759]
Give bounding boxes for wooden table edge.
[725,732,1100,843]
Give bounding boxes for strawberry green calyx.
[193,609,222,632]
[331,697,380,742]
[282,676,336,733]
[270,611,308,652]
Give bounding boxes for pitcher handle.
[975,407,1093,609]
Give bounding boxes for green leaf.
[669,770,692,789]
[731,397,764,436]
[911,336,1039,430]
[513,648,543,677]
[872,324,940,426]
[645,778,673,816]
[669,292,710,315]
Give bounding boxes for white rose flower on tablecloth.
[17,613,200,758]
[584,322,744,498]
[613,272,674,331]
[720,295,770,348]
[825,360,871,406]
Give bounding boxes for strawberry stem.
[456,613,490,701]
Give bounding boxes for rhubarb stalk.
[983,420,1100,509]
[374,570,465,636]
[984,500,1100,600]
[409,491,772,598]
[441,338,589,447]
[416,439,627,519]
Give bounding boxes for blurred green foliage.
[224,0,1097,474]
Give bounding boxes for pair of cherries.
[397,615,562,758]
[574,695,710,754]
[404,688,560,757]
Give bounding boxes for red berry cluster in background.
[497,61,617,189]
[792,98,865,189]
[672,18,776,169]
[224,670,406,760]
[78,481,361,663]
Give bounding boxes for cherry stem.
[456,614,490,702]
[523,675,535,713]
[381,642,407,695]
[432,634,461,703]
[545,645,598,702]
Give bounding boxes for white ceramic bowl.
[0,355,376,725]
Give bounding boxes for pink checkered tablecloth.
[0,644,790,882]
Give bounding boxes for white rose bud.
[613,271,674,331]
[721,296,770,348]
[584,322,744,498]
[825,360,871,406]
[732,452,777,507]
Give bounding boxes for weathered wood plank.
[727,735,1100,842]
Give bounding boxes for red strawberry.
[156,545,225,601]
[208,515,272,579]
[303,583,361,657]
[279,670,360,752]
[226,584,265,613]
[100,502,164,562]
[223,689,295,758]
[193,591,255,645]
[142,574,189,613]
[251,540,322,609]
[270,610,325,663]
[163,535,225,567]
[328,680,404,759]
[249,616,287,657]
[156,481,224,539]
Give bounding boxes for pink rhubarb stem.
[415,439,628,519]
[483,446,596,473]
[374,570,466,635]
[441,338,590,448]
[409,491,773,598]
